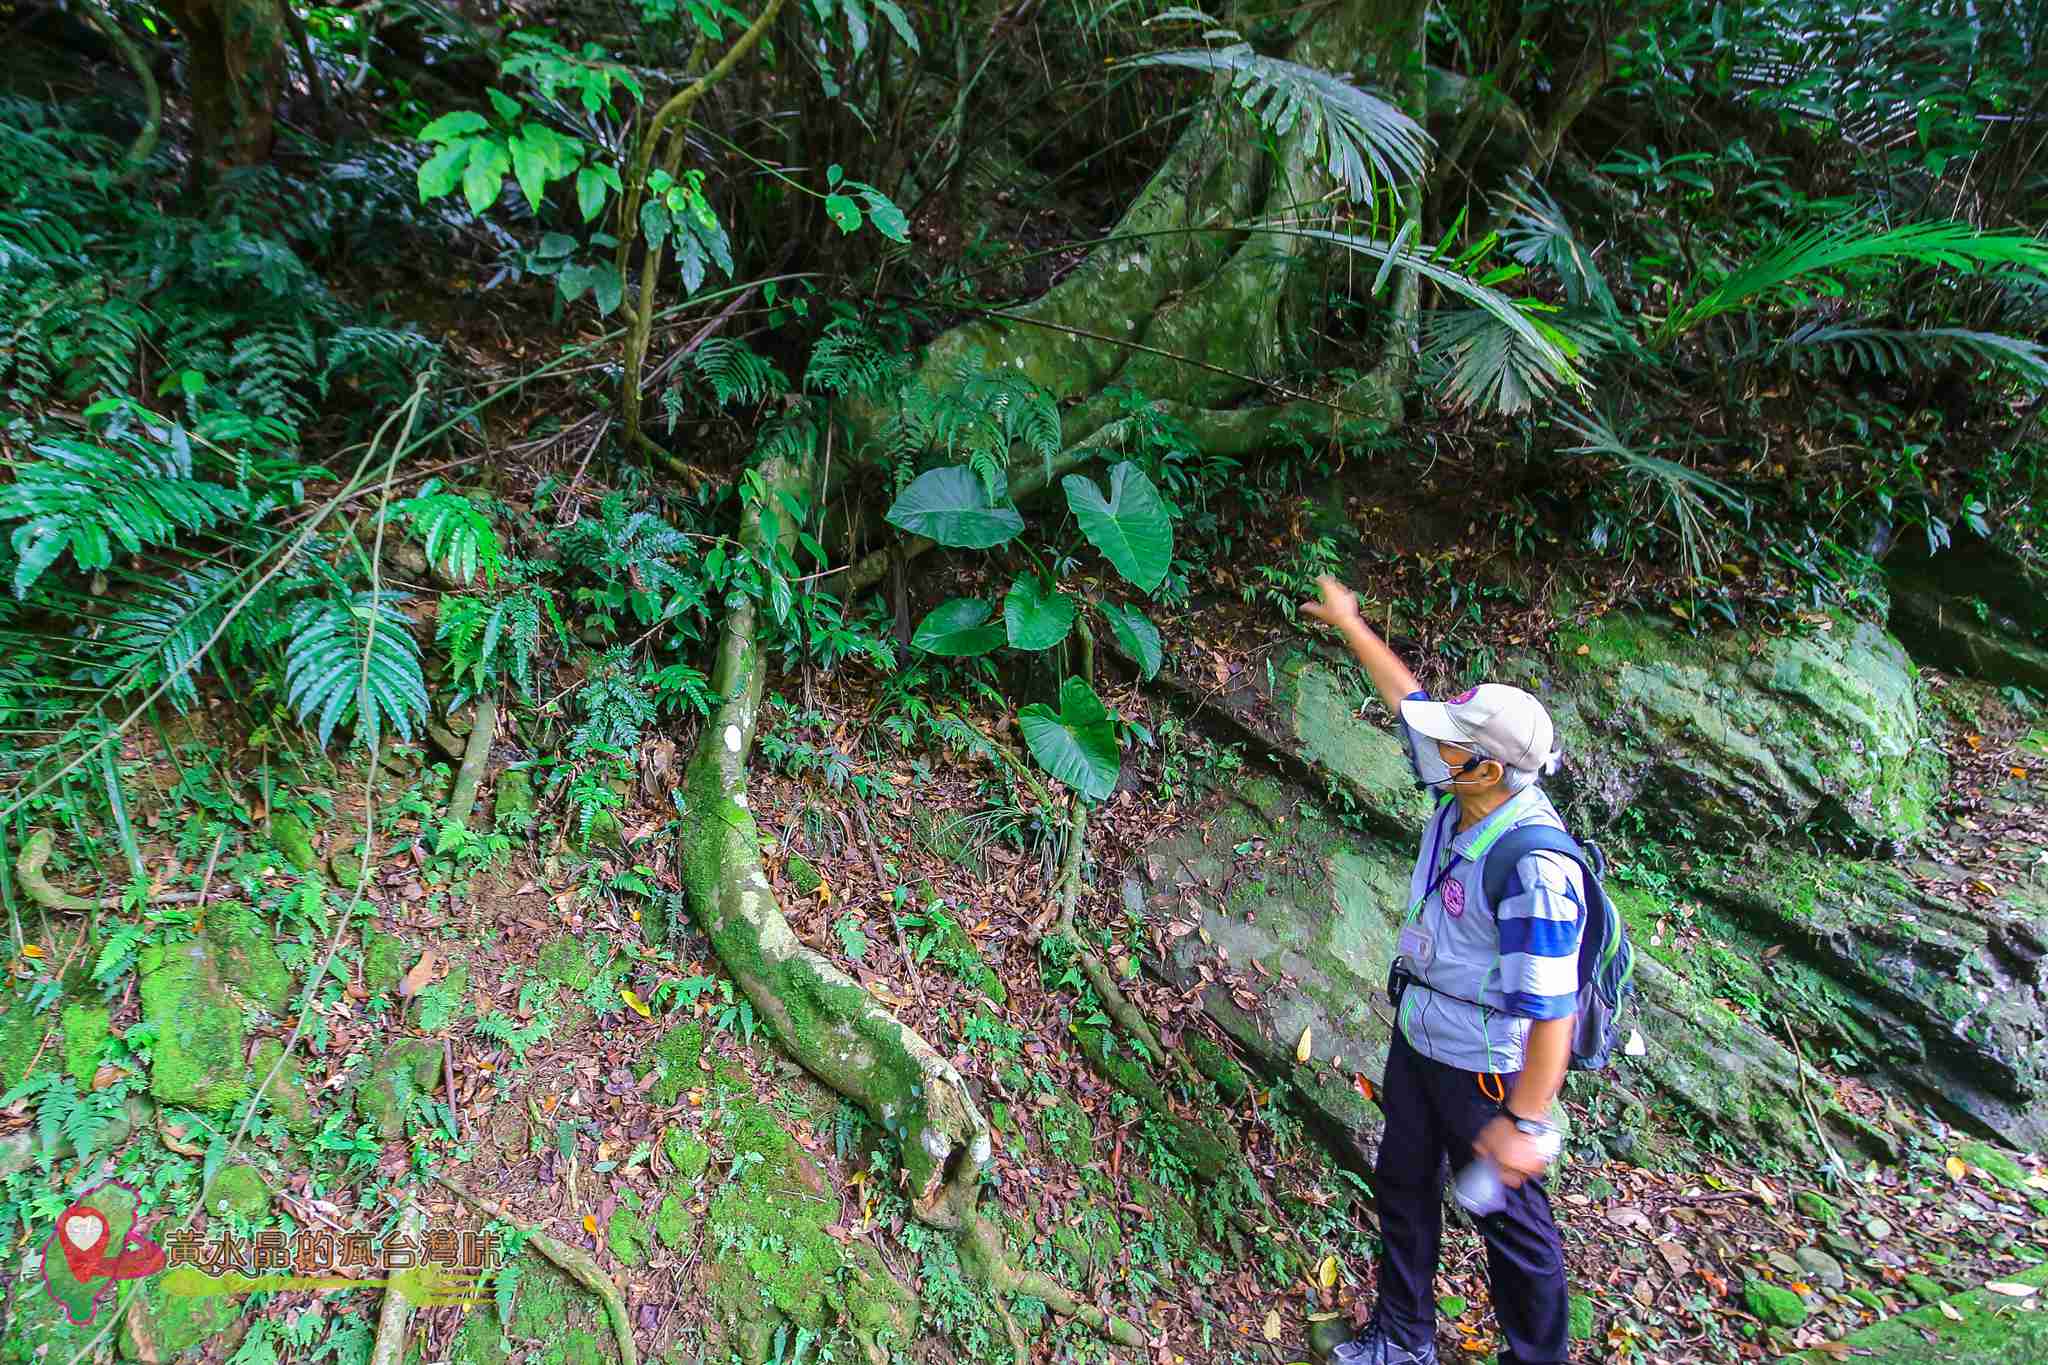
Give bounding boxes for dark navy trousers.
[1373,1031,1571,1364]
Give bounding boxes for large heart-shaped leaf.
[1099,601,1162,680]
[1062,462,1173,593]
[1019,677,1120,800]
[911,599,1006,657]
[1003,575,1076,651]
[885,466,1024,549]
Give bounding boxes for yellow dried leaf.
[621,988,652,1019]
[582,1215,597,1238]
[19,944,42,959]
[1295,1026,1313,1064]
[1751,1177,1777,1207]
[1985,1282,2039,1297]
[1938,1302,1964,1321]
[1316,1254,1338,1290]
[1945,1155,1967,1180]
[817,876,832,905]
[1261,1309,1281,1342]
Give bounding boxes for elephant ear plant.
[885,456,1175,801]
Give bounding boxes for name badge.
[1397,922,1434,967]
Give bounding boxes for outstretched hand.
[1299,574,1362,631]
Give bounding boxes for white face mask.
[1416,744,1489,791]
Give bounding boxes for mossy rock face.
[447,1251,620,1365]
[202,1163,272,1218]
[0,994,52,1091]
[495,768,536,833]
[1187,1036,1249,1101]
[1549,612,1942,847]
[1699,852,2046,1149]
[354,1037,444,1139]
[270,810,321,871]
[1039,1100,1095,1165]
[1745,1278,1809,1329]
[664,1126,712,1179]
[1887,541,2048,692]
[1568,1293,1595,1341]
[364,930,411,997]
[330,850,366,888]
[1783,1261,2048,1364]
[118,1276,241,1360]
[639,1022,705,1107]
[204,904,293,1013]
[139,939,250,1112]
[59,1003,109,1087]
[783,853,823,896]
[654,1193,695,1251]
[537,934,601,990]
[249,1037,318,1134]
[607,1206,652,1268]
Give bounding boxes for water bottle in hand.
[1454,1157,1507,1217]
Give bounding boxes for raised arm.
[1300,575,1420,715]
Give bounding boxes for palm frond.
[1661,220,2048,343]
[1498,176,1616,317]
[1560,408,1748,580]
[1768,322,2048,382]
[1421,307,1613,416]
[1123,45,1430,204]
[1293,227,1582,393]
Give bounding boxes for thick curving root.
[670,455,1139,1348]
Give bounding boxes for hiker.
[1302,574,1581,1365]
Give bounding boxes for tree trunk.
[164,0,286,171]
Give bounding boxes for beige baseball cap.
[1400,684,1557,772]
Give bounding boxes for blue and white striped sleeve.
[1495,849,1586,1019]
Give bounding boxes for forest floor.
[11,573,2044,1364]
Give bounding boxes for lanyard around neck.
[1405,789,1528,923]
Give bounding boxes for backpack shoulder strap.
[1480,823,1587,911]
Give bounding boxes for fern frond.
[0,431,250,597]
[694,338,789,406]
[397,485,502,585]
[1123,44,1430,204]
[804,319,909,398]
[88,565,257,710]
[1768,322,2048,382]
[1661,220,2048,342]
[283,591,428,751]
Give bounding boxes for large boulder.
[1546,612,1945,849]
[1886,541,2048,690]
[138,939,250,1113]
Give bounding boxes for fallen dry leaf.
[398,950,440,999]
[1985,1282,2039,1297]
[1295,1026,1313,1064]
[1261,1309,1281,1342]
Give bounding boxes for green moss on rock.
[364,930,410,997]
[783,854,823,896]
[118,1277,240,1360]
[1796,1191,1840,1226]
[1958,1140,2030,1191]
[59,1003,108,1086]
[1744,1277,1808,1328]
[1568,1293,1595,1341]
[204,903,293,1013]
[664,1126,712,1179]
[202,1163,272,1218]
[248,1037,318,1134]
[640,1022,705,1107]
[607,1206,652,1268]
[655,1193,695,1251]
[447,1251,619,1365]
[140,939,250,1112]
[270,811,320,871]
[537,934,600,990]
[1187,1036,1249,1101]
[354,1037,443,1139]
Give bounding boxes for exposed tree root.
[444,695,498,831]
[959,1213,1146,1350]
[366,1206,425,1365]
[15,827,207,912]
[433,1173,638,1365]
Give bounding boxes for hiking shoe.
[1326,1319,1438,1365]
